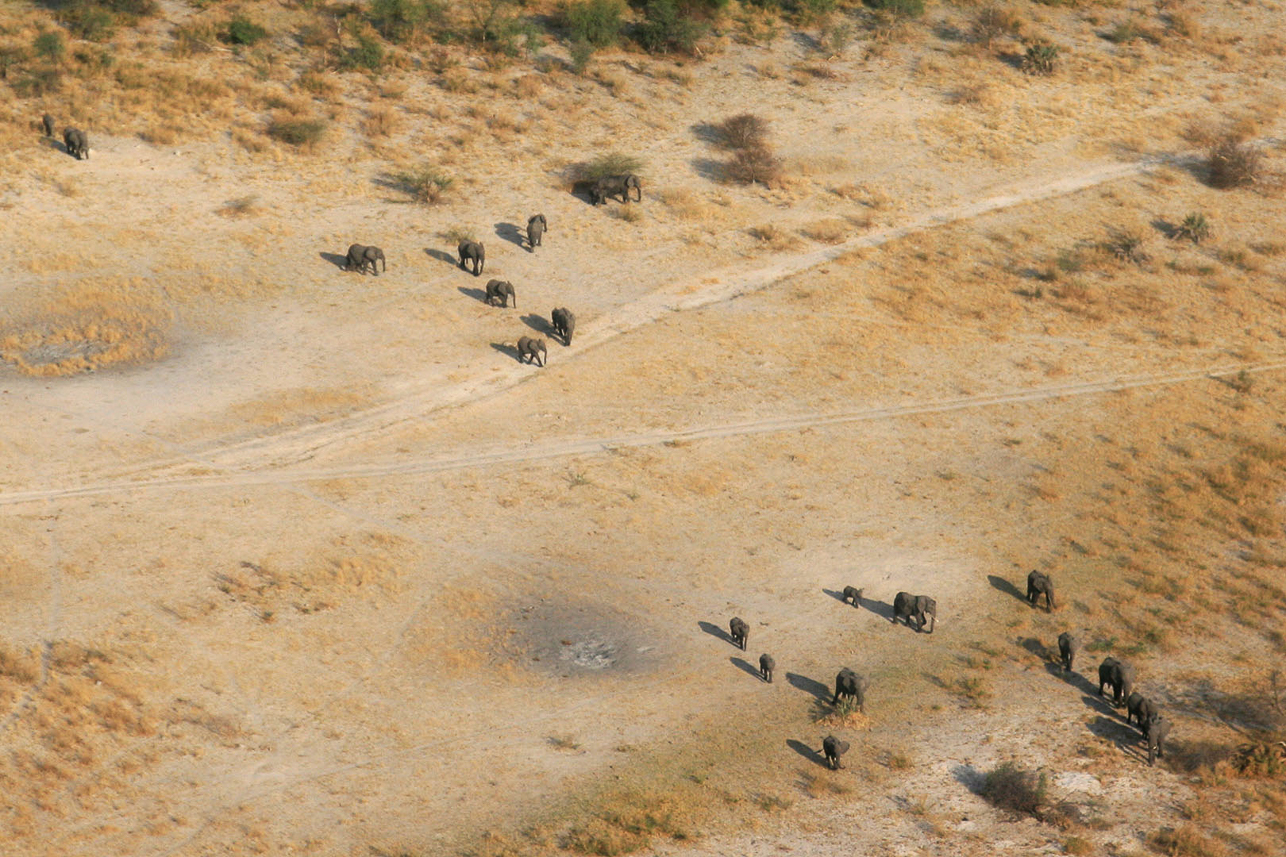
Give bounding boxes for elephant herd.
[41,113,88,160]
[342,211,584,364]
[716,568,1173,773]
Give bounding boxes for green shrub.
[636,0,705,54]
[569,38,595,74]
[1022,40,1059,75]
[1173,212,1211,244]
[368,0,445,44]
[33,31,66,63]
[864,0,924,18]
[51,0,159,41]
[565,0,626,47]
[222,16,268,46]
[394,165,453,203]
[574,151,644,182]
[980,762,1047,817]
[267,118,327,147]
[339,34,385,71]
[11,67,62,97]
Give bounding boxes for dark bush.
[1173,212,1211,244]
[339,34,385,71]
[980,762,1047,817]
[1207,134,1262,189]
[369,0,446,44]
[51,0,158,41]
[267,118,327,147]
[1022,40,1059,74]
[33,31,66,62]
[635,0,705,54]
[726,144,781,186]
[864,0,924,17]
[221,16,268,46]
[713,113,768,150]
[569,38,595,74]
[565,0,626,47]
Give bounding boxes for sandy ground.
[3,5,1286,857]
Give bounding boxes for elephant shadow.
[459,286,488,304]
[821,588,850,605]
[786,739,828,769]
[785,672,830,702]
[988,574,1026,605]
[860,598,895,622]
[698,620,735,646]
[1086,715,1147,761]
[570,180,598,205]
[1045,662,1099,695]
[489,342,521,362]
[1080,692,1121,719]
[319,251,349,271]
[424,248,458,267]
[730,656,763,681]
[494,222,526,249]
[520,313,553,336]
[1018,636,1050,661]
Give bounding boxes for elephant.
[1057,631,1079,673]
[527,213,546,249]
[892,591,937,633]
[831,667,868,711]
[458,240,485,276]
[590,173,642,205]
[484,279,516,308]
[759,653,775,683]
[345,243,386,275]
[729,616,749,651]
[1026,570,1056,611]
[1147,715,1170,766]
[63,127,88,160]
[42,113,55,138]
[822,735,850,770]
[841,586,862,607]
[551,307,576,346]
[516,336,546,367]
[1126,693,1159,733]
[1098,657,1136,706]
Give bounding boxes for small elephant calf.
[823,735,850,770]
[551,307,576,346]
[1147,715,1171,766]
[42,113,55,138]
[345,243,386,275]
[759,653,775,683]
[527,213,546,249]
[516,336,546,367]
[841,586,862,607]
[729,617,749,651]
[485,279,516,308]
[1057,631,1079,673]
[1127,693,1159,734]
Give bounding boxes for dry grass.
[1149,824,1228,857]
[802,218,850,245]
[749,223,803,253]
[365,105,402,138]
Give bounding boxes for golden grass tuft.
[803,218,850,245]
[365,105,402,138]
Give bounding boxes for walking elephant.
[527,213,546,249]
[458,240,485,276]
[345,243,386,275]
[729,617,749,651]
[1027,570,1056,611]
[893,592,936,633]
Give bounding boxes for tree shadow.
[997,50,1025,71]
[1044,662,1098,695]
[319,251,349,271]
[520,313,552,335]
[786,739,828,768]
[698,620,734,646]
[424,248,457,267]
[494,221,526,249]
[1151,216,1177,238]
[690,157,726,182]
[690,121,723,146]
[988,574,1026,604]
[489,342,520,362]
[786,672,831,702]
[458,286,487,304]
[952,763,984,793]
[730,656,763,681]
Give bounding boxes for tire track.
[2,359,1281,508]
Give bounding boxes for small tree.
[564,0,625,48]
[713,113,768,151]
[636,0,704,55]
[33,31,66,63]
[972,5,1023,49]
[980,762,1047,818]
[1207,134,1262,189]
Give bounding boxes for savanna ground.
[2,1,1286,855]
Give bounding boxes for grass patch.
[267,117,327,148]
[391,164,453,203]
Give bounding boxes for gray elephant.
[42,113,55,137]
[729,616,749,651]
[1026,570,1056,611]
[64,127,88,160]
[516,336,546,367]
[1126,693,1158,733]
[1146,714,1170,766]
[551,307,575,345]
[591,173,642,205]
[458,240,485,276]
[484,279,516,308]
[822,735,850,770]
[893,591,936,633]
[1098,657,1135,706]
[345,243,386,275]
[841,586,862,607]
[1057,631,1079,672]
[759,653,774,683]
[831,667,868,711]
[527,213,546,249]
